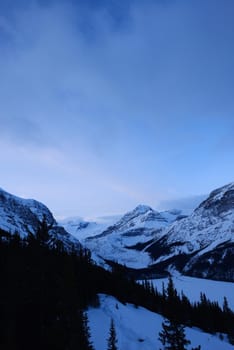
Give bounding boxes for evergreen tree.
[166,276,177,300]
[223,296,231,314]
[84,312,95,350]
[68,310,94,350]
[107,319,118,350]
[158,318,190,350]
[35,215,51,245]
[164,276,181,320]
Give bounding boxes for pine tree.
[73,310,94,350]
[164,276,181,320]
[83,312,94,350]
[166,276,177,300]
[107,319,118,350]
[35,215,51,245]
[223,296,231,314]
[158,318,190,350]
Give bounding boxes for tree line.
[141,276,234,344]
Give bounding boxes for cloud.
[0,0,234,216]
[157,194,207,212]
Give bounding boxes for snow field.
[88,294,233,350]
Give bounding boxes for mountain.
[78,205,187,269]
[145,182,234,281]
[3,182,234,281]
[0,188,79,250]
[92,205,186,238]
[61,183,234,281]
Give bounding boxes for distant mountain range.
[1,183,234,281]
[60,183,234,281]
[62,205,188,269]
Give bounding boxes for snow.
[85,235,153,268]
[151,274,234,310]
[88,294,234,350]
[58,215,122,241]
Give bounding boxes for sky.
[0,0,234,218]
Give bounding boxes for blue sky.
[0,0,234,218]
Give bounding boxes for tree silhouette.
[107,319,118,350]
[158,318,190,350]
[75,311,94,350]
[35,215,51,245]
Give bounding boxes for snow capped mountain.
[97,205,182,236]
[146,182,234,280]
[0,188,54,235]
[0,188,79,250]
[77,205,187,269]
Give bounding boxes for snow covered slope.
[0,188,79,250]
[80,205,186,268]
[146,182,234,280]
[88,294,233,350]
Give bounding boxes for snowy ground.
[151,274,234,310]
[88,294,233,350]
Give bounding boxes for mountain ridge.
[0,188,80,250]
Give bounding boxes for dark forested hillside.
[1,223,234,349]
[0,225,154,350]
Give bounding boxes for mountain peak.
[209,182,234,199]
[132,204,153,214]
[197,182,234,213]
